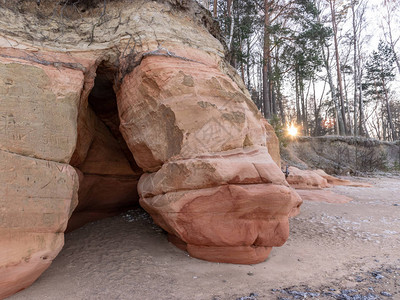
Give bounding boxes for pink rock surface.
[68,108,142,231]
[262,118,281,167]
[314,169,372,187]
[138,146,288,198]
[118,54,301,264]
[117,55,266,172]
[287,169,371,205]
[0,0,302,296]
[141,183,300,244]
[0,150,78,299]
[287,166,331,189]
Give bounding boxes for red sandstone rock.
[187,245,273,264]
[287,167,331,189]
[287,167,371,191]
[117,55,266,171]
[118,55,301,263]
[262,119,281,167]
[287,169,371,205]
[138,146,288,198]
[141,183,300,244]
[0,0,302,296]
[0,151,78,299]
[314,169,372,187]
[68,108,142,231]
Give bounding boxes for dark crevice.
[67,61,143,232]
[88,61,141,173]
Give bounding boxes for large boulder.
[0,151,78,299]
[0,0,301,297]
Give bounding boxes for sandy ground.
[9,176,400,300]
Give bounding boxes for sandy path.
[9,176,400,300]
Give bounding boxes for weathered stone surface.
[118,54,266,172]
[0,231,64,299]
[138,146,302,263]
[187,244,273,264]
[287,167,371,191]
[287,168,371,205]
[68,107,142,231]
[0,0,302,296]
[141,183,300,263]
[0,59,84,163]
[117,52,301,263]
[138,146,287,197]
[287,166,331,189]
[0,150,78,299]
[262,119,281,167]
[167,233,273,264]
[66,173,139,232]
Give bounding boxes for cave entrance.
[68,62,143,231]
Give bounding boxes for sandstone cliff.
[0,1,301,297]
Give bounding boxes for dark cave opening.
[87,62,140,171]
[67,62,143,231]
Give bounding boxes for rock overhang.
[0,0,301,298]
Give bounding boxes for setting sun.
[287,123,298,137]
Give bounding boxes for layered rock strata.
[287,167,371,204]
[0,0,301,297]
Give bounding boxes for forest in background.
[198,0,400,141]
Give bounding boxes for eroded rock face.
[287,166,372,190]
[138,147,301,263]
[287,167,371,204]
[0,151,78,299]
[67,106,142,232]
[287,167,331,189]
[117,53,301,263]
[262,119,281,167]
[0,0,301,297]
[313,169,372,187]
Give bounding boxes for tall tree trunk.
[382,78,396,140]
[351,0,358,136]
[382,109,387,140]
[277,80,285,123]
[259,53,264,114]
[269,63,276,115]
[322,45,345,135]
[226,0,234,51]
[343,71,353,134]
[263,0,272,119]
[305,79,312,135]
[301,79,310,135]
[329,0,348,135]
[213,0,217,17]
[246,38,251,88]
[239,37,245,83]
[313,79,318,136]
[295,68,301,124]
[358,66,367,136]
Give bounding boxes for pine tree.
[363,40,397,140]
